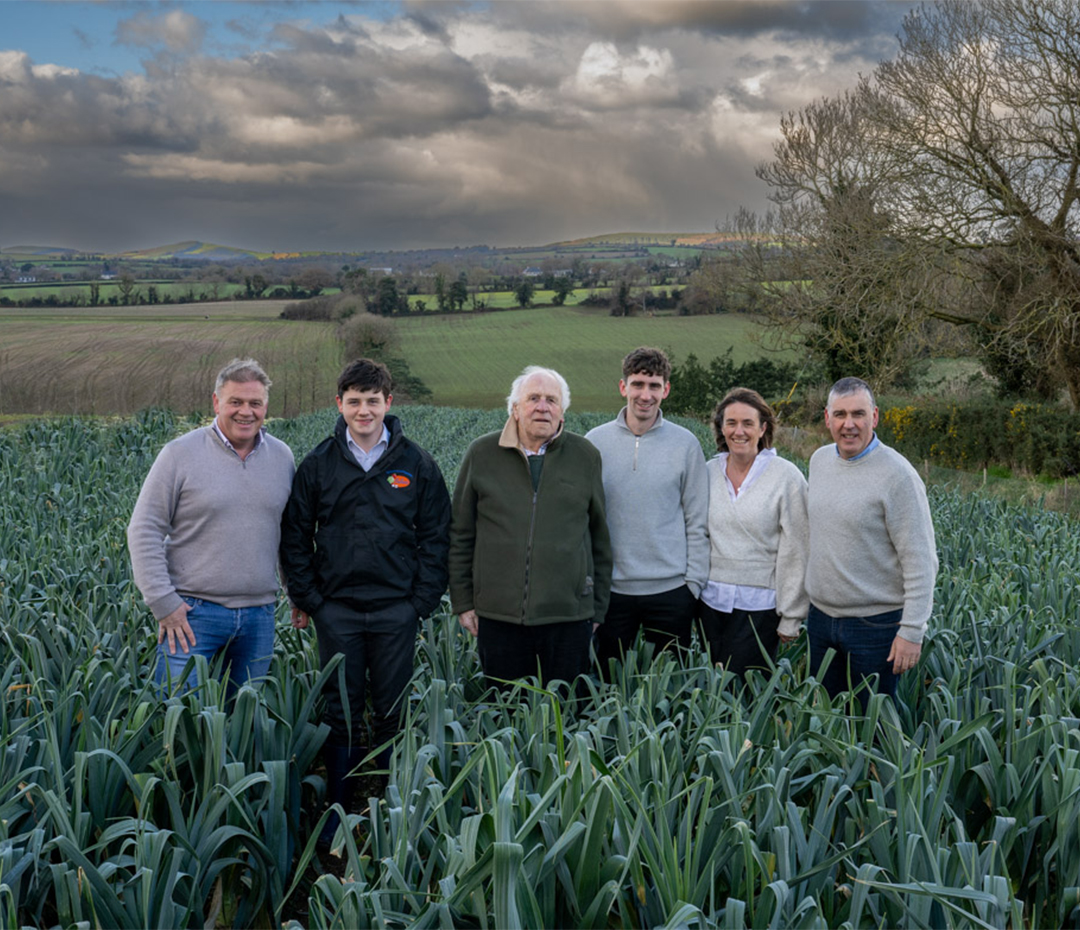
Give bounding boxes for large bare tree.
[754,0,1080,406]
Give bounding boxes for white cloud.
[0,50,31,84]
[567,41,679,108]
[122,152,325,184]
[115,10,207,53]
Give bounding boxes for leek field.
[2,405,1079,928]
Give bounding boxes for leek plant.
[1,411,1078,927]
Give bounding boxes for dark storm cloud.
[1,1,914,252]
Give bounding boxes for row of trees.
[718,0,1080,408]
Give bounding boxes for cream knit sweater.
[706,453,809,637]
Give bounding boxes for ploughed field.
[0,300,775,419]
[2,405,1078,928]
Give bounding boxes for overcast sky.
[0,1,915,253]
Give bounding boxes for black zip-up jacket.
[279,414,451,618]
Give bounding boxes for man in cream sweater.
[806,377,938,706]
[586,347,709,674]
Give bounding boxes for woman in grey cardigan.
[700,388,809,678]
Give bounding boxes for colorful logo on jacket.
[386,470,413,489]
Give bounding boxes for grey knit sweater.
[127,426,295,620]
[585,409,709,597]
[806,442,938,643]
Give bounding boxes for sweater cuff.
[149,592,185,622]
[777,616,802,639]
[897,623,925,645]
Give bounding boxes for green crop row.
[0,407,1078,927]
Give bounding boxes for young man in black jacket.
[280,358,451,848]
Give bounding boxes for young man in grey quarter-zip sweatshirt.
[585,347,709,676]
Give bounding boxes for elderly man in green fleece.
[449,365,612,689]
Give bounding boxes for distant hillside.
[548,232,735,248]
[117,240,276,262]
[1,245,81,256]
[4,232,731,263]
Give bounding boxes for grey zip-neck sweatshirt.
[586,409,709,597]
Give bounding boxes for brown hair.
[621,346,671,382]
[711,387,776,452]
[337,358,393,398]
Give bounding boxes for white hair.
[507,366,571,415]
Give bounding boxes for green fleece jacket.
[449,417,612,625]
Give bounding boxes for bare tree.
[753,0,1080,404]
[749,88,935,385]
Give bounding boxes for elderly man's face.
[825,389,878,459]
[513,373,563,451]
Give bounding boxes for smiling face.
[619,370,670,434]
[212,379,268,453]
[825,389,878,459]
[512,373,563,451]
[721,401,767,463]
[337,387,392,451]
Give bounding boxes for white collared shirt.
[212,419,265,457]
[347,425,390,472]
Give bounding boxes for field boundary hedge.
[878,396,1080,478]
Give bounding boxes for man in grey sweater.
[128,358,295,695]
[586,347,709,674]
[806,376,938,707]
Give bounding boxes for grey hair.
[827,376,875,410]
[507,365,571,415]
[215,358,272,394]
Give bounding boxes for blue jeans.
[807,603,902,708]
[155,597,275,697]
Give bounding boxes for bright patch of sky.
[1,2,404,75]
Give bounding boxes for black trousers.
[313,598,418,747]
[594,585,696,675]
[698,602,780,679]
[476,616,592,690]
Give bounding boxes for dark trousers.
[477,616,592,690]
[698,602,780,678]
[594,585,696,674]
[313,598,418,748]
[806,603,902,709]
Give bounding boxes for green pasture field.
[395,304,779,410]
[404,285,683,313]
[645,245,706,258]
[0,281,246,302]
[0,300,341,418]
[405,288,591,310]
